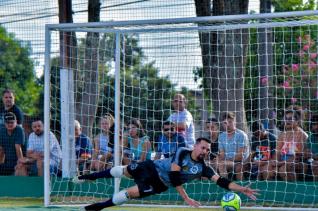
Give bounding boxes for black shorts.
[127,160,168,198]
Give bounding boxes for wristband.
[216,177,231,190]
[168,171,183,187]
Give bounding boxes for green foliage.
[96,35,178,130]
[98,56,177,135]
[276,33,318,111]
[98,34,198,135]
[0,26,41,115]
[244,28,259,122]
[272,0,316,12]
[50,34,196,137]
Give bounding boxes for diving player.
[74,137,258,211]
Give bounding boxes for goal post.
[44,11,318,209]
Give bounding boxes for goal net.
[44,11,318,209]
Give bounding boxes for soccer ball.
[221,192,241,211]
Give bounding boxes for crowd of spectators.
[1,90,318,182]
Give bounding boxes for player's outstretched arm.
[211,175,259,200]
[175,185,201,207]
[169,163,201,207]
[228,182,259,200]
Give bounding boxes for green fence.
[1,176,318,207]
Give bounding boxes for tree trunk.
[195,0,249,131]
[58,0,77,69]
[58,0,77,132]
[75,0,101,137]
[258,0,275,131]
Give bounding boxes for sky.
[0,0,260,89]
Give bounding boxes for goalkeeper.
[74,137,258,211]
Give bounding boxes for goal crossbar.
[46,10,318,31]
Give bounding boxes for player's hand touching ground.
[184,197,201,207]
[239,183,259,200]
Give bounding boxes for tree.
[50,33,197,141]
[244,0,318,130]
[0,26,41,115]
[75,0,101,137]
[258,0,275,130]
[271,0,317,124]
[95,34,197,139]
[58,0,77,69]
[194,0,249,130]
[272,0,316,12]
[57,0,101,137]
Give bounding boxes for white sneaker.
[72,176,85,184]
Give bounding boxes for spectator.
[305,114,318,180]
[217,112,250,180]
[0,89,24,127]
[0,112,25,175]
[154,121,186,160]
[91,114,115,171]
[202,117,220,161]
[269,110,308,181]
[167,93,195,148]
[249,121,277,180]
[15,119,62,176]
[75,120,93,174]
[122,119,151,165]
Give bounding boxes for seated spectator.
[0,89,24,127]
[0,112,25,175]
[203,117,220,160]
[91,114,115,171]
[269,110,308,181]
[15,119,62,176]
[306,114,318,180]
[201,117,220,170]
[154,121,185,160]
[75,120,93,175]
[249,121,277,180]
[217,112,250,180]
[122,119,151,165]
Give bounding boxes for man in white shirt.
[16,119,62,176]
[167,94,195,148]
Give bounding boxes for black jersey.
[153,147,216,187]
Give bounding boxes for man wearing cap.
[0,112,25,175]
[0,89,24,127]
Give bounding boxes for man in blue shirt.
[74,137,258,211]
[218,112,250,181]
[154,121,186,159]
[75,120,93,175]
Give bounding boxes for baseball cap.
[4,112,16,122]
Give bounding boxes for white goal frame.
[44,10,318,210]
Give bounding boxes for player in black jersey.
[74,137,258,211]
